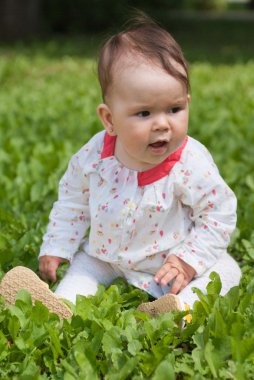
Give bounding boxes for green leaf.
[245,174,254,191]
[7,313,20,341]
[152,358,175,380]
[45,324,64,359]
[204,340,221,378]
[0,330,9,356]
[242,239,254,260]
[61,359,79,379]
[206,272,222,295]
[73,347,99,379]
[105,356,138,380]
[127,339,142,356]
[231,336,254,362]
[102,326,123,358]
[19,359,40,379]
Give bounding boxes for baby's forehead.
[103,46,189,102]
[112,53,159,75]
[113,50,145,67]
[111,53,185,81]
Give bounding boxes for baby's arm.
[154,254,196,294]
[172,179,237,276]
[169,142,237,277]
[39,146,91,275]
[39,256,68,282]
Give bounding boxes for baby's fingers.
[39,264,56,282]
[39,257,61,282]
[170,273,185,294]
[45,264,58,282]
[154,263,178,286]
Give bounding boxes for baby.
[0,14,241,318]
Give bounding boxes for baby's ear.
[187,94,191,104]
[97,103,116,135]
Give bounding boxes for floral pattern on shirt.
[39,131,237,292]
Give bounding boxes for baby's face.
[100,59,190,171]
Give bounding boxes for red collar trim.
[100,132,188,186]
[100,133,117,159]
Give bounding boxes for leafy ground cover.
[0,28,254,378]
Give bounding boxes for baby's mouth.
[149,140,168,148]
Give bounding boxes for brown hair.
[97,13,190,102]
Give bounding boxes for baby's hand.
[154,254,196,294]
[39,256,68,282]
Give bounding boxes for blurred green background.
[0,0,254,64]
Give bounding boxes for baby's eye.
[137,111,150,117]
[168,107,180,114]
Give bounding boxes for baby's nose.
[153,114,170,130]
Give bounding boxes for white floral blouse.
[39,131,236,292]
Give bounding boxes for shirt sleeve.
[39,150,91,262]
[169,143,237,276]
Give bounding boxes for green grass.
[0,26,254,378]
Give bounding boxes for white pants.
[55,251,241,309]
